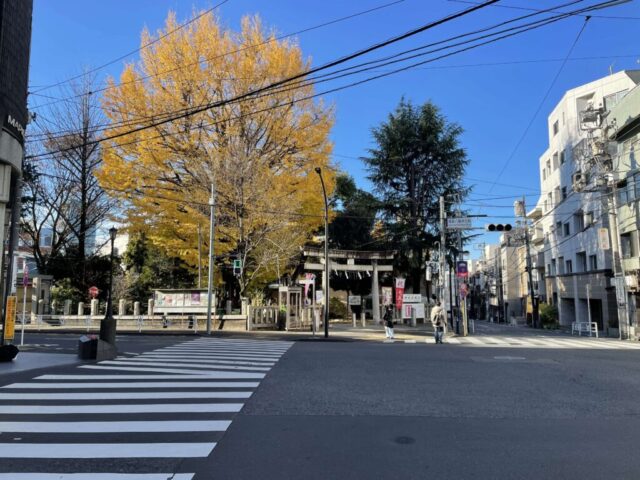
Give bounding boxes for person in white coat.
[430,301,445,344]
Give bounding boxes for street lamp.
[99,226,118,345]
[315,167,329,339]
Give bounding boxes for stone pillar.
[118,299,126,316]
[372,260,380,325]
[51,300,57,314]
[90,299,99,316]
[241,297,249,316]
[63,299,72,316]
[133,301,141,316]
[148,299,154,316]
[38,299,44,314]
[226,300,232,315]
[78,302,84,316]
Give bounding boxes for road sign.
[447,217,472,230]
[4,296,16,341]
[402,294,422,303]
[402,303,425,319]
[233,259,242,275]
[89,286,99,299]
[456,261,468,278]
[348,295,361,306]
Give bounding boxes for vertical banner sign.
[395,278,405,310]
[4,296,17,341]
[381,287,393,306]
[598,228,610,250]
[456,261,468,278]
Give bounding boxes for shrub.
[539,303,558,328]
[329,297,348,319]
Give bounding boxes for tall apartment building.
[528,70,640,332]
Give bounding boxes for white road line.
[0,475,194,480]
[136,355,276,365]
[4,381,259,389]
[444,338,460,344]
[78,365,265,378]
[0,403,243,414]
[538,338,594,349]
[0,391,252,400]
[157,348,285,356]
[97,360,271,372]
[35,375,217,380]
[0,442,215,458]
[461,336,484,345]
[0,420,231,433]
[139,353,281,361]
[191,340,292,347]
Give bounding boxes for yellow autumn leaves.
[97,11,335,292]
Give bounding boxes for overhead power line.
[30,0,231,94]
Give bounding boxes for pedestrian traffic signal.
[485,224,512,232]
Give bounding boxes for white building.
[529,70,640,331]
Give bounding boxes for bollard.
[410,309,416,327]
[148,299,154,317]
[118,299,126,316]
[78,302,84,317]
[38,299,45,315]
[90,299,98,316]
[361,311,366,327]
[241,297,249,316]
[133,301,140,316]
[352,313,357,328]
[64,299,72,316]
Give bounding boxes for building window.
[560,150,565,164]
[617,185,629,205]
[551,258,557,275]
[554,187,561,204]
[556,221,562,236]
[589,254,598,270]
[544,199,548,211]
[577,252,587,272]
[547,192,553,207]
[563,223,570,236]
[16,257,24,270]
[604,90,628,111]
[553,152,559,169]
[553,120,559,135]
[566,259,572,274]
[621,232,635,259]
[562,187,567,200]
[562,111,565,125]
[558,257,565,275]
[542,169,547,181]
[546,159,551,175]
[546,263,551,276]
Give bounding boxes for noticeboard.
[4,296,17,341]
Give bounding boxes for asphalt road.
[2,327,640,479]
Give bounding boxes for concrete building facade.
[530,70,640,332]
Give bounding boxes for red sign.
[89,286,99,299]
[22,264,29,287]
[395,278,405,310]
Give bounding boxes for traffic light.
[485,224,512,232]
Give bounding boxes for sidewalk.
[0,351,79,376]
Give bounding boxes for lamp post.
[315,167,329,339]
[99,226,118,345]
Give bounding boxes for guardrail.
[247,307,278,330]
[571,321,599,338]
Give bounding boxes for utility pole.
[608,179,629,339]
[439,196,446,309]
[516,197,539,328]
[315,168,330,339]
[206,183,216,335]
[197,224,202,289]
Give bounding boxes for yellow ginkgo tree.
[98,11,335,295]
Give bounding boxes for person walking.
[430,301,445,344]
[383,305,395,339]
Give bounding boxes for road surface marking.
[0,403,243,414]
[0,391,252,400]
[97,360,271,372]
[78,365,265,378]
[0,475,195,480]
[138,353,280,362]
[0,420,232,432]
[0,442,215,458]
[35,374,216,380]
[5,381,259,389]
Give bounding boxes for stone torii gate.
[302,248,394,324]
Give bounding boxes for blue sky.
[28,0,640,257]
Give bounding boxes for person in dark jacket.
[383,305,395,339]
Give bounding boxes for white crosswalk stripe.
[438,335,640,349]
[0,337,292,477]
